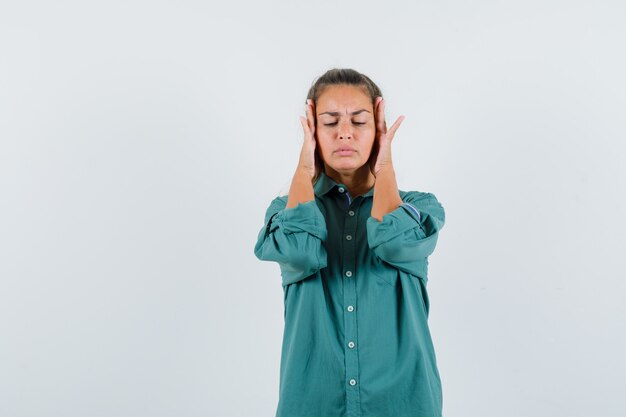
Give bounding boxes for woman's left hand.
[369,96,405,178]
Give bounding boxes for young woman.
[254,68,446,417]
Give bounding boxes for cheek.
[366,135,377,155]
[364,128,376,146]
[315,133,332,152]
[357,124,375,141]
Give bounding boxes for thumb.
[299,116,312,137]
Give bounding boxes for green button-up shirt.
[254,171,446,417]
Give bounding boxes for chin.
[330,162,365,173]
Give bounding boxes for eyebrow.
[318,109,371,116]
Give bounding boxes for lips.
[335,147,355,152]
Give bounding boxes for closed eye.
[323,122,366,126]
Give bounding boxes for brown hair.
[305,68,383,185]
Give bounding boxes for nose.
[338,119,352,140]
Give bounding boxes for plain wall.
[1,1,625,416]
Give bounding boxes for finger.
[305,100,312,122]
[373,96,380,112]
[306,99,316,133]
[299,115,312,138]
[376,98,386,133]
[387,115,405,138]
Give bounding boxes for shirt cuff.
[268,200,327,241]
[366,203,425,248]
[400,202,421,223]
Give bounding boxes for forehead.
[316,84,372,113]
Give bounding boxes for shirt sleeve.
[366,191,445,278]
[254,196,328,286]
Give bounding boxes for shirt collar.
[313,171,375,199]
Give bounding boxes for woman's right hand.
[296,99,317,179]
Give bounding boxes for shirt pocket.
[368,258,398,287]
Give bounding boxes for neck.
[324,165,375,197]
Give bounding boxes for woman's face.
[315,84,376,175]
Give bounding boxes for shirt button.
[338,187,345,193]
[348,341,355,348]
[348,210,355,216]
[349,379,357,386]
[346,235,352,240]
[345,270,352,277]
[347,305,354,312]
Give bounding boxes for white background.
[1,1,625,416]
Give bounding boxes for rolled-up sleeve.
[366,191,445,279]
[254,196,328,286]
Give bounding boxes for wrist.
[374,163,394,178]
[294,166,315,182]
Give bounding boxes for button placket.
[341,194,361,411]
[337,185,352,207]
